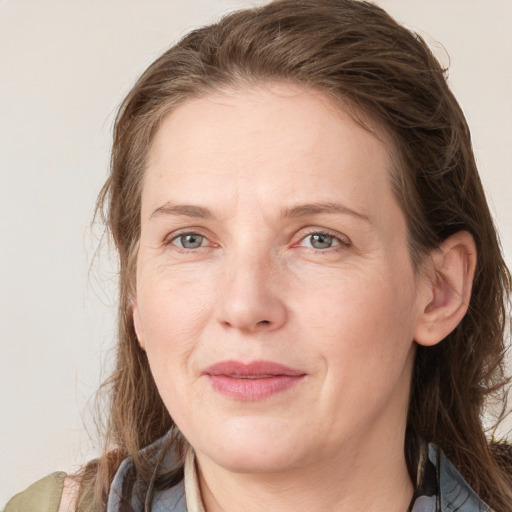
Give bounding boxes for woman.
[6,0,511,511]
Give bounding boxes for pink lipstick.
[203,360,306,400]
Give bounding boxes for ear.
[414,231,477,347]
[132,297,146,350]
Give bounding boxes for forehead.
[143,83,398,222]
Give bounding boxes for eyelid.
[171,234,207,249]
[162,226,350,251]
[164,228,217,248]
[294,227,351,249]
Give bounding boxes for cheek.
[295,271,417,433]
[137,285,211,428]
[295,255,416,329]
[135,267,215,385]
[292,256,418,375]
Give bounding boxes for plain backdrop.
[1,0,511,505]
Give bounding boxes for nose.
[216,252,288,333]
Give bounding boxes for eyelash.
[296,230,351,251]
[166,230,214,251]
[164,228,351,252]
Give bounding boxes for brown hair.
[80,0,512,510]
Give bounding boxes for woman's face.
[133,84,429,474]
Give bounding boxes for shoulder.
[4,472,68,512]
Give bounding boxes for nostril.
[257,320,271,326]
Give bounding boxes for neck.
[196,429,414,512]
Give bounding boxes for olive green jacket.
[4,472,67,512]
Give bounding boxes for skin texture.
[58,476,79,512]
[131,84,475,511]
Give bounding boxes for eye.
[299,232,347,250]
[170,233,208,249]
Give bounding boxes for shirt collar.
[184,445,205,512]
[108,435,494,512]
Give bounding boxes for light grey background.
[1,0,511,505]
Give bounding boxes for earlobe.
[414,231,477,347]
[132,297,146,350]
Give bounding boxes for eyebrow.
[281,202,370,222]
[150,202,213,220]
[149,200,370,222]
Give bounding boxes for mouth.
[203,360,306,400]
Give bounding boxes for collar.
[410,443,493,511]
[183,446,205,512]
[107,435,493,512]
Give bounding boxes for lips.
[203,360,306,400]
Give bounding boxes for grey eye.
[174,234,206,249]
[306,233,340,249]
[309,233,334,249]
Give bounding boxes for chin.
[192,416,308,474]
[209,444,300,474]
